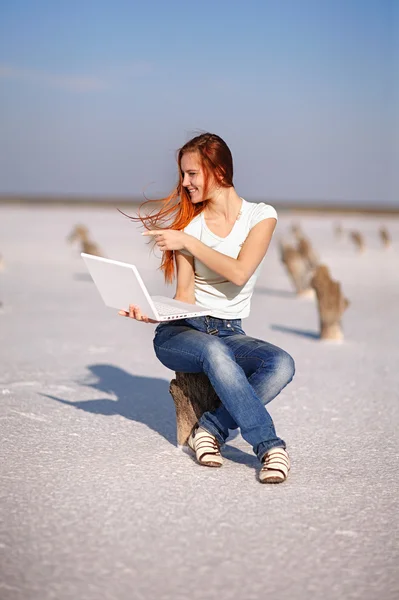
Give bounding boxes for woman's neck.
[204,187,242,221]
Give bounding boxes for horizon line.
[0,194,398,215]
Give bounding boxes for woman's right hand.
[118,304,160,324]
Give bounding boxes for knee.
[276,350,295,385]
[202,341,235,371]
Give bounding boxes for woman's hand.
[118,304,159,323]
[142,229,187,251]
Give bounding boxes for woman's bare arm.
[183,218,276,286]
[143,217,277,287]
[174,251,196,303]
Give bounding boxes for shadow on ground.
[41,363,257,467]
[271,324,319,339]
[42,363,177,444]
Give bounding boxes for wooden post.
[334,223,343,239]
[169,372,220,446]
[67,224,103,257]
[297,236,318,269]
[291,222,303,240]
[311,265,350,340]
[350,231,365,253]
[280,242,314,296]
[379,227,391,249]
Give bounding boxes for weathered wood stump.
[379,227,391,249]
[311,265,350,340]
[297,236,319,270]
[334,222,343,239]
[67,224,103,257]
[67,224,89,242]
[80,238,103,256]
[169,372,220,446]
[280,242,314,297]
[291,222,303,240]
[350,231,365,253]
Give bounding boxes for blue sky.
[0,0,397,204]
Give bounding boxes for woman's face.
[180,152,217,203]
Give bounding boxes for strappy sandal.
[259,447,290,483]
[187,426,223,468]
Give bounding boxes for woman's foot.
[187,426,223,468]
[259,447,290,483]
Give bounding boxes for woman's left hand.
[142,229,187,251]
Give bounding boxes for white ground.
[1,205,398,600]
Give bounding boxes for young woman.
[119,133,295,483]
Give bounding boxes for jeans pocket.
[230,320,245,335]
[232,326,246,335]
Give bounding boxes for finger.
[142,230,159,237]
[118,310,129,317]
[142,316,159,324]
[133,307,143,321]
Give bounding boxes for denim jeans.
[153,315,295,462]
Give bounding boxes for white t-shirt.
[179,198,277,319]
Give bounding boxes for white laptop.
[81,253,209,322]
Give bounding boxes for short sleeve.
[250,203,278,229]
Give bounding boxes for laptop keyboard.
[153,301,194,316]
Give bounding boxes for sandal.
[259,447,290,483]
[187,426,223,468]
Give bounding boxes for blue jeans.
[153,316,295,462]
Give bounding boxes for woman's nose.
[182,173,190,187]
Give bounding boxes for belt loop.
[205,316,218,335]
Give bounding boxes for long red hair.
[120,133,234,283]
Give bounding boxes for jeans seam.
[235,353,266,366]
[153,343,201,361]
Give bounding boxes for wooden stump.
[67,224,103,257]
[311,265,350,340]
[67,224,89,241]
[379,227,391,248]
[334,222,343,239]
[81,239,103,256]
[169,372,221,446]
[350,231,365,253]
[280,242,314,296]
[291,222,303,240]
[297,236,319,270]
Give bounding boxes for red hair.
[119,133,234,283]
